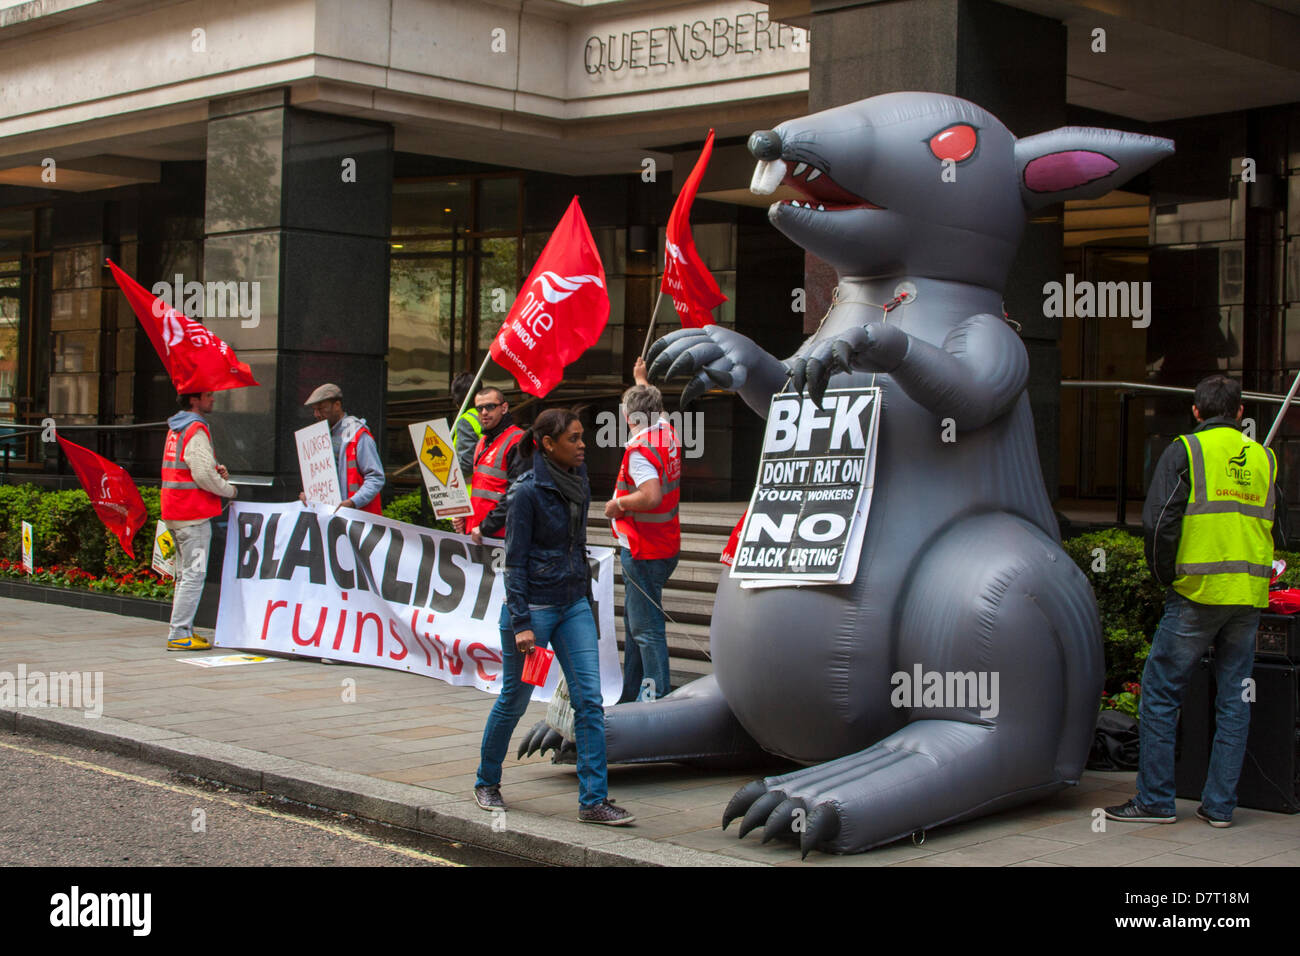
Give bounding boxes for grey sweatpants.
[168,520,212,640]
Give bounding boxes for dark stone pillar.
[807,0,1067,498]
[203,90,393,498]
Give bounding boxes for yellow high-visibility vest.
[1172,425,1276,608]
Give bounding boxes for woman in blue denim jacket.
[473,408,634,826]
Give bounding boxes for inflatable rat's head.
[749,91,1173,289]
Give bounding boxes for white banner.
[214,502,622,703]
[296,420,342,508]
[408,417,473,519]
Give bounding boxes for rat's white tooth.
[749,159,787,196]
[817,204,825,211]
[793,162,808,177]
[806,168,822,182]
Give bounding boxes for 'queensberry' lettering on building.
[584,12,807,75]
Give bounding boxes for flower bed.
[0,557,173,601]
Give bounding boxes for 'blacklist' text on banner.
[215,502,622,703]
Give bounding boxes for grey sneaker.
[1103,798,1175,824]
[578,799,635,826]
[1196,805,1232,828]
[474,785,505,811]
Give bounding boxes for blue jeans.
[618,551,678,703]
[1136,590,1260,820]
[476,599,608,807]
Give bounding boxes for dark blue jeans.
[476,600,608,807]
[1136,590,1260,820]
[618,551,678,703]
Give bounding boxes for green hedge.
[1064,527,1300,691]
[382,489,454,533]
[0,483,164,576]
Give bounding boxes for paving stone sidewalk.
[2,596,1299,866]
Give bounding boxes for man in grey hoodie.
[162,391,237,651]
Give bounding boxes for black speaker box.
[1175,657,1300,813]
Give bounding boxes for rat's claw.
[665,341,724,381]
[738,789,786,839]
[537,727,564,756]
[789,357,808,394]
[681,371,713,408]
[722,780,767,830]
[518,719,553,758]
[831,338,856,373]
[646,327,696,369]
[702,360,736,390]
[804,356,829,406]
[801,803,841,860]
[762,797,805,844]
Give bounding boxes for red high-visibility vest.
[343,425,383,515]
[469,424,525,536]
[160,421,223,522]
[612,420,681,559]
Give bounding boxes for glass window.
[51,289,101,330]
[477,236,519,353]
[477,178,520,233]
[392,181,472,236]
[205,109,284,234]
[388,239,467,397]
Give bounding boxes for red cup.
[520,646,555,686]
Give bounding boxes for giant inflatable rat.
[522,91,1173,855]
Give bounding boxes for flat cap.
[304,383,343,405]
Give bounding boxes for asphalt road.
[0,731,535,868]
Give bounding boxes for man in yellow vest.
[451,372,483,494]
[1106,375,1286,828]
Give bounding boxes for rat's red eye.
[929,124,977,162]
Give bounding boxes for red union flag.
[106,259,259,394]
[57,435,148,559]
[490,197,608,396]
[662,129,727,329]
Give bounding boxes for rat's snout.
[748,129,783,160]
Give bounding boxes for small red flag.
[662,130,727,329]
[720,510,746,567]
[490,197,609,396]
[106,259,259,394]
[57,435,148,559]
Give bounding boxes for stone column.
[203,90,394,497]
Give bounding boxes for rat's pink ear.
[1015,127,1174,209]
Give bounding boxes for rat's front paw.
[791,323,907,403]
[648,325,768,406]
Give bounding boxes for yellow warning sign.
[421,425,453,486]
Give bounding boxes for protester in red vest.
[454,387,527,544]
[162,391,237,652]
[301,383,385,515]
[604,357,682,702]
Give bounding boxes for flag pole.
[1264,368,1300,447]
[641,288,667,361]
[455,352,495,422]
